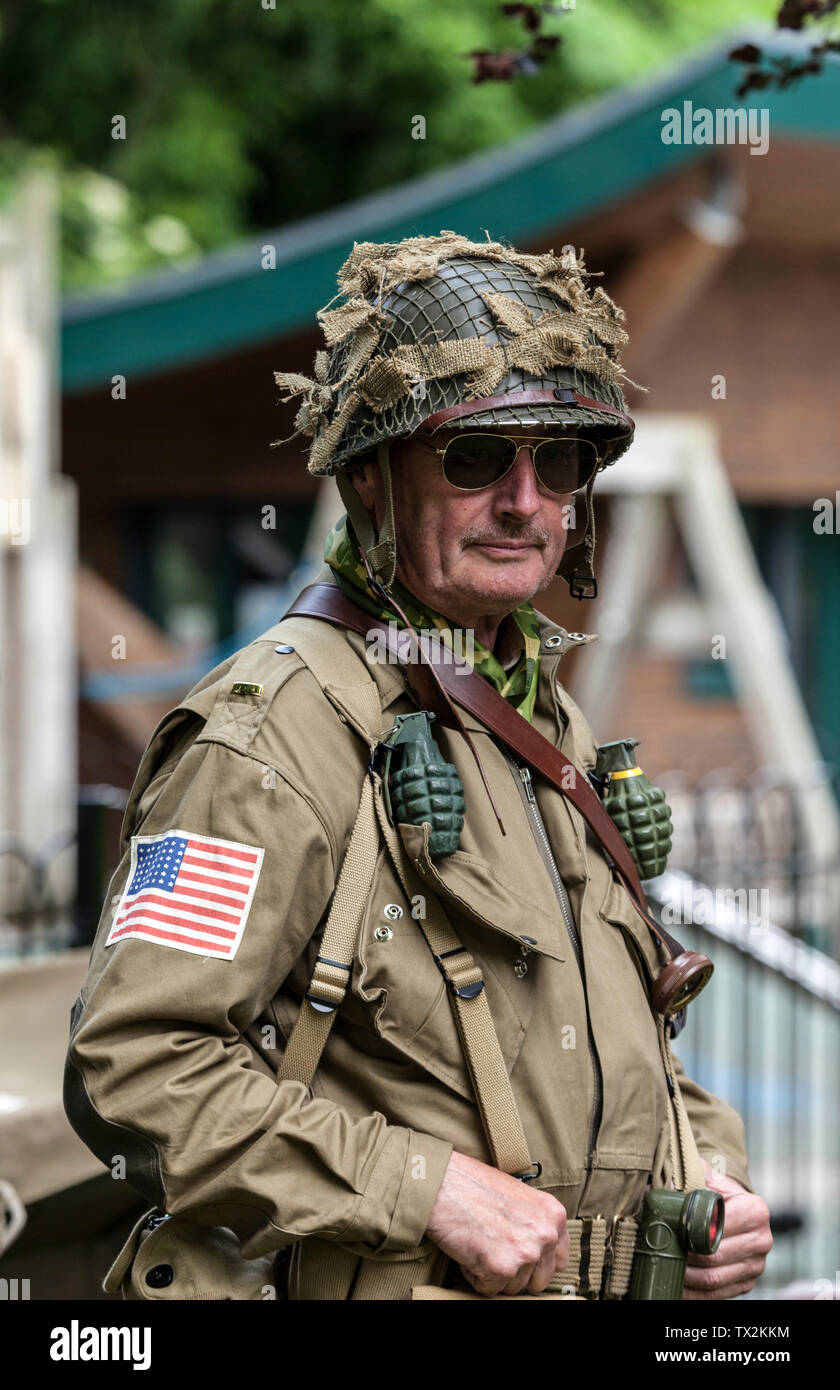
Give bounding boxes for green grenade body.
[594,738,672,880]
[383,712,465,858]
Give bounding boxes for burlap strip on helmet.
[273,231,640,475]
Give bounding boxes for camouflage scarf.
[323,514,542,722]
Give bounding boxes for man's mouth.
[471,540,539,554]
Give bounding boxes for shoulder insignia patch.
[105,830,264,960]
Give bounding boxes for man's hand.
[682,1158,772,1300]
[426,1150,568,1297]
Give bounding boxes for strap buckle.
[516,1160,542,1183]
[363,564,394,612]
[434,946,484,999]
[569,572,598,600]
[368,740,397,776]
[668,1006,687,1039]
[306,955,351,1014]
[600,1214,622,1299]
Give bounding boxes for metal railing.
[0,787,127,961]
[650,871,840,1299]
[657,766,840,955]
[647,768,840,1298]
[0,830,78,961]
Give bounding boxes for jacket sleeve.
[64,731,453,1260]
[671,1050,753,1192]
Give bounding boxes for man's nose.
[491,446,542,516]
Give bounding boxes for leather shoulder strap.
[283,582,667,943]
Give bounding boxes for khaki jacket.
[64,574,751,1293]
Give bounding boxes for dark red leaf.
[531,33,561,52]
[501,2,543,32]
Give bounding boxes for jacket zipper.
[506,753,603,1168]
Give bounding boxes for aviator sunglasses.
[413,431,603,495]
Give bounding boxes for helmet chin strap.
[556,472,598,599]
[335,441,397,589]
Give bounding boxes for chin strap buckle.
[569,572,598,600]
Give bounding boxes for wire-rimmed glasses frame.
[410,430,604,496]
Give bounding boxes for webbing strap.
[334,444,397,588]
[510,1213,637,1298]
[274,754,534,1177]
[373,792,534,1179]
[656,1014,707,1192]
[606,1216,639,1296]
[414,1215,638,1300]
[410,1287,583,1300]
[269,614,533,1177]
[293,1215,638,1300]
[289,1238,449,1301]
[277,776,380,1085]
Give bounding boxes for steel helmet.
[274,230,638,597]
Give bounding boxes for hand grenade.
[593,738,672,880]
[382,712,465,858]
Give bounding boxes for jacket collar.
[319,571,598,737]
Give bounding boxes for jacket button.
[146,1265,174,1289]
[513,959,528,979]
[374,925,394,942]
[383,904,403,920]
[274,644,295,654]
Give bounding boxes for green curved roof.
[61,28,840,394]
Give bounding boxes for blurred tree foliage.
[0,0,772,289]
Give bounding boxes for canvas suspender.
[276,762,535,1177]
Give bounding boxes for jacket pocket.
[396,822,566,964]
[106,1210,283,1301]
[351,837,541,1104]
[289,1235,449,1300]
[351,845,473,1101]
[597,868,670,990]
[577,863,669,1171]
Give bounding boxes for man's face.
[350,425,584,621]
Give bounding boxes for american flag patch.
[106,830,264,960]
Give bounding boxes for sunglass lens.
[533,438,599,493]
[442,435,516,489]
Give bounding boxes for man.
[65,232,771,1301]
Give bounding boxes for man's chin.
[459,550,555,605]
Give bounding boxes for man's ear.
[347,457,378,510]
